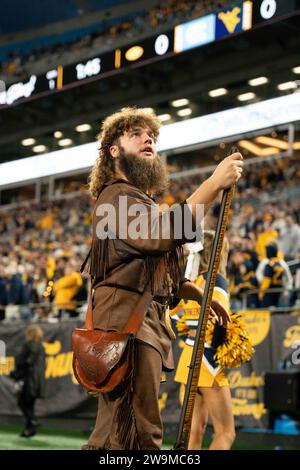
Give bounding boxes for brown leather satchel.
[72,276,158,394]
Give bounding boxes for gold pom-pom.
[176,314,191,337]
[176,311,219,340]
[213,314,254,368]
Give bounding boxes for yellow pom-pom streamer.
[213,313,254,368]
[178,312,254,368]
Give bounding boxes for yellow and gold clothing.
[171,272,230,387]
[54,272,83,310]
[36,211,54,229]
[255,230,283,260]
[46,256,56,279]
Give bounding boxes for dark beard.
[117,146,169,196]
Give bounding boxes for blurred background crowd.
[1,153,299,322]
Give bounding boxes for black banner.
[0,322,92,418]
[252,0,299,26]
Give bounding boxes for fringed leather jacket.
[82,178,196,370]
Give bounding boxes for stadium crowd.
[0,153,300,322]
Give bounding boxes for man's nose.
[143,133,153,144]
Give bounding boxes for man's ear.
[109,145,119,158]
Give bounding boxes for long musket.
[173,148,238,450]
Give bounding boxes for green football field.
[0,424,297,450]
[0,424,87,450]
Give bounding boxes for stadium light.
[238,140,279,156]
[170,98,189,107]
[256,136,300,151]
[32,145,47,153]
[158,113,172,122]
[177,108,192,117]
[292,66,300,74]
[75,124,92,132]
[158,93,300,152]
[21,138,36,146]
[208,88,228,97]
[54,131,63,138]
[248,76,269,86]
[237,92,256,101]
[58,138,73,147]
[277,81,297,91]
[255,136,289,150]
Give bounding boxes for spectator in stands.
[294,261,300,308]
[241,236,259,271]
[21,270,40,320]
[255,221,279,260]
[53,263,83,318]
[257,242,293,308]
[6,265,24,306]
[230,251,259,309]
[0,266,7,321]
[279,215,300,261]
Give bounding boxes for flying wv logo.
[218,7,241,34]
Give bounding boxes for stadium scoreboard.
[0,0,299,109]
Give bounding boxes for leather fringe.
[144,245,185,296]
[115,338,139,450]
[81,238,109,281]
[82,240,185,297]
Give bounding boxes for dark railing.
[1,286,300,323]
[0,300,87,323]
[239,287,300,312]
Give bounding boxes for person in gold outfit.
[171,231,235,450]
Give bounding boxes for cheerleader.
[171,231,235,450]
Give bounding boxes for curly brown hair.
[89,107,161,200]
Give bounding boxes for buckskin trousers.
[86,341,163,450]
